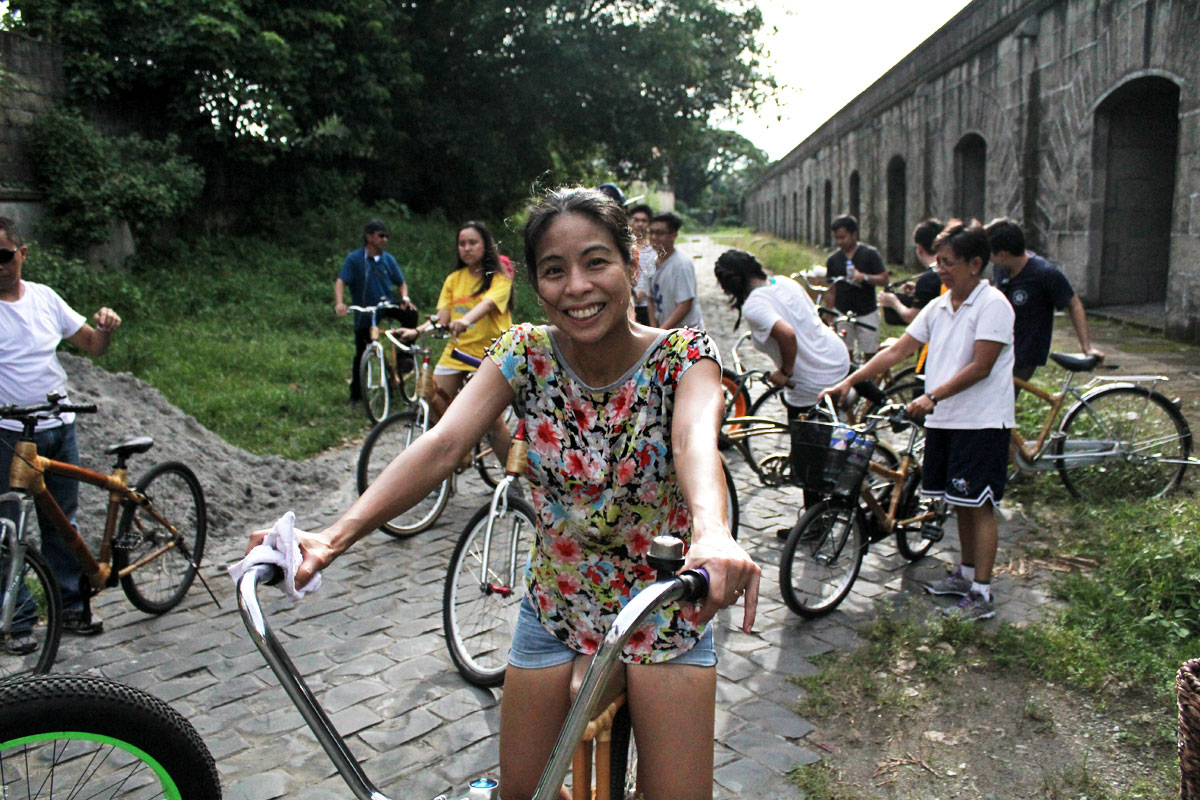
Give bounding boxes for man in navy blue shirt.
[334,220,417,403]
[985,218,1103,382]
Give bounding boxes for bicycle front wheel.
[0,673,221,799]
[360,341,390,423]
[722,458,740,540]
[720,369,750,444]
[779,499,865,618]
[0,545,61,679]
[607,703,638,800]
[115,462,207,615]
[1055,385,1192,502]
[473,407,517,489]
[893,466,942,562]
[357,410,450,537]
[443,498,534,687]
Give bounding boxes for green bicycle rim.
[1,731,183,800]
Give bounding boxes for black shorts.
[921,427,1010,507]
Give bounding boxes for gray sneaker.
[924,569,971,596]
[942,591,996,622]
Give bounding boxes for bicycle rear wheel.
[744,384,788,472]
[722,458,740,540]
[359,341,390,423]
[443,498,534,687]
[115,462,207,615]
[892,466,943,562]
[720,369,750,445]
[1055,385,1192,502]
[357,410,449,537]
[0,673,221,799]
[779,499,865,618]
[0,545,61,679]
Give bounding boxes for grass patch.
[787,762,859,799]
[26,205,543,459]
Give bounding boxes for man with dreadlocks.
[714,250,849,415]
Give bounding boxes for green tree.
[10,0,773,223]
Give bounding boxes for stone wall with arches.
[745,0,1200,341]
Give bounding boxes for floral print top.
[488,323,721,664]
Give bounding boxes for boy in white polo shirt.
[822,220,1014,621]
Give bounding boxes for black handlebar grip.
[58,403,98,414]
[678,568,709,602]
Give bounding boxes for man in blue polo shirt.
[985,218,1103,383]
[333,220,417,404]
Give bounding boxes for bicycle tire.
[356,410,450,537]
[779,499,865,618]
[397,351,419,405]
[360,341,390,424]
[720,369,750,438]
[721,458,740,540]
[892,466,940,561]
[0,673,221,799]
[114,462,207,615]
[0,545,61,679]
[443,498,534,687]
[607,703,638,800]
[745,384,788,472]
[1055,385,1192,502]
[473,407,517,489]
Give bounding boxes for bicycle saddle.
[105,436,154,458]
[1049,353,1101,372]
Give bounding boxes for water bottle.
[845,257,858,284]
[467,777,500,800]
[835,433,873,497]
[824,426,855,485]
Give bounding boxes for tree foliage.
[28,110,204,252]
[11,0,772,222]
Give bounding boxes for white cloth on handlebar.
[227,511,322,599]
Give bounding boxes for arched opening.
[823,180,833,247]
[849,171,861,222]
[1093,76,1179,306]
[886,156,907,264]
[792,191,799,240]
[806,186,813,242]
[953,133,986,221]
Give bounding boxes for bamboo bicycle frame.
[6,441,177,591]
[1009,376,1070,463]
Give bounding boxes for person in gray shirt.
[649,211,704,329]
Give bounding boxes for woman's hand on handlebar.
[245,527,340,591]
[397,327,419,343]
[448,318,472,337]
[682,534,760,634]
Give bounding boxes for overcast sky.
[722,0,975,161]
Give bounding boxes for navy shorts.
[508,595,717,669]
[921,427,1010,507]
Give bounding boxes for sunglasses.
[0,249,16,265]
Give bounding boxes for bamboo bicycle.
[0,395,211,677]
[356,338,516,538]
[863,352,1197,503]
[779,405,948,617]
[348,301,418,424]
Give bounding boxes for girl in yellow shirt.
[403,221,513,458]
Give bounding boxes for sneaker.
[4,632,37,655]
[924,569,971,596]
[62,610,104,636]
[941,591,996,622]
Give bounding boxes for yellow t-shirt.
[436,268,513,370]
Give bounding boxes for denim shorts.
[508,595,717,669]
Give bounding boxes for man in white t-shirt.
[649,212,704,329]
[0,217,122,640]
[628,204,657,325]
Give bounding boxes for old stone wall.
[0,31,63,235]
[746,0,1200,341]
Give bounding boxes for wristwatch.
[925,392,938,406]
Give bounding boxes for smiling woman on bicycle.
[264,188,759,800]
